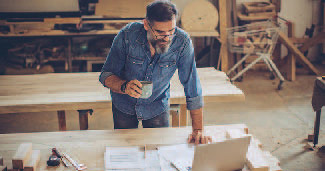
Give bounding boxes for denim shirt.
[99,22,203,120]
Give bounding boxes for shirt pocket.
[159,60,176,76]
[126,55,144,78]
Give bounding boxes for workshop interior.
[0,0,324,171]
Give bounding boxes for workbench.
[0,67,244,131]
[0,124,281,170]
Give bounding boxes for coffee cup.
[140,81,153,98]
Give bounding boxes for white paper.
[158,144,195,171]
[105,146,145,170]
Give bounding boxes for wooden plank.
[12,143,33,169]
[219,0,229,72]
[24,150,41,171]
[225,129,268,170]
[57,111,66,131]
[262,151,282,171]
[299,32,325,53]
[278,31,320,75]
[238,12,274,21]
[243,2,276,13]
[43,18,81,24]
[179,104,188,126]
[81,19,139,24]
[287,22,296,81]
[246,143,269,171]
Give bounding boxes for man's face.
[147,17,176,54]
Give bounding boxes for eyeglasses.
[148,22,175,40]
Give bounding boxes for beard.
[147,32,172,54]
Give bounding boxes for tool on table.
[62,152,87,171]
[47,148,61,166]
[47,148,70,167]
[52,148,71,167]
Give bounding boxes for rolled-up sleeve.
[177,37,203,110]
[99,29,127,87]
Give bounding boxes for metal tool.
[52,148,71,167]
[47,148,71,167]
[62,152,87,171]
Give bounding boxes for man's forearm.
[190,108,203,131]
[104,75,126,94]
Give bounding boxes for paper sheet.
[158,144,195,171]
[105,146,145,170]
[105,146,161,171]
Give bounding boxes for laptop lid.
[192,135,251,171]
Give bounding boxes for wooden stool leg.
[57,110,67,131]
[313,109,322,147]
[180,104,188,126]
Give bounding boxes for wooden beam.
[12,143,33,169]
[57,110,67,131]
[286,22,296,81]
[219,0,229,71]
[232,0,242,73]
[24,150,41,171]
[278,31,320,75]
[299,32,325,53]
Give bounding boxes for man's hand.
[188,129,212,144]
[125,80,142,98]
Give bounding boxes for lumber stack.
[226,129,282,171]
[238,2,277,21]
[0,143,40,171]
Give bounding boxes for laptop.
[192,135,251,171]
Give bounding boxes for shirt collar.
[136,27,147,45]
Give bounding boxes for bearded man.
[99,1,211,144]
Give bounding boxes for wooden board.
[243,2,276,13]
[12,143,32,169]
[95,0,153,18]
[24,150,41,171]
[0,68,244,114]
[219,0,230,71]
[0,124,280,170]
[278,31,320,75]
[238,12,274,21]
[299,32,325,53]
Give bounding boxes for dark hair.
[146,1,178,23]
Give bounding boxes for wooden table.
[0,124,281,171]
[0,67,245,131]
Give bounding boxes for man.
[99,1,211,144]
